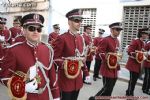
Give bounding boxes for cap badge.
[33,14,39,21]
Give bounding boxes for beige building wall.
[0,0,50,34]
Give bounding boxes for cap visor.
[24,23,43,27]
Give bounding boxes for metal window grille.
[121,5,150,50]
[79,8,97,37]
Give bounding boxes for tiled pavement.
[0,71,150,100]
[0,59,150,100]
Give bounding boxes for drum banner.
[107,53,118,69]
[64,60,83,79]
[7,71,27,100]
[135,51,144,63]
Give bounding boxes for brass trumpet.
[117,52,123,61]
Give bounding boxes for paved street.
[0,59,150,100]
[79,74,150,100]
[0,73,150,100]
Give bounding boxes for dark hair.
[148,34,150,40]
[83,25,92,32]
[137,32,141,38]
[137,28,149,38]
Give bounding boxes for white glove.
[0,35,5,42]
[148,50,150,55]
[84,76,91,84]
[25,78,38,93]
[143,55,146,60]
[53,98,60,100]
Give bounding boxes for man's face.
[54,28,60,33]
[24,25,42,43]
[98,33,103,37]
[141,33,148,40]
[13,23,21,28]
[0,23,6,30]
[86,27,92,35]
[111,28,122,37]
[69,18,82,31]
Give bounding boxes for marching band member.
[89,22,123,100]
[82,25,93,71]
[0,43,5,72]
[9,19,25,44]
[82,25,94,84]
[53,9,90,100]
[0,17,11,72]
[142,33,150,95]
[93,28,105,81]
[0,13,60,100]
[48,24,60,46]
[126,28,149,96]
[0,17,11,45]
[48,24,60,71]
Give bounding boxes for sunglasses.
[27,25,42,33]
[0,22,6,25]
[114,28,122,31]
[87,28,92,30]
[55,27,60,30]
[71,19,82,23]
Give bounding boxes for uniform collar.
[83,32,89,36]
[68,30,78,37]
[110,34,117,39]
[27,40,39,47]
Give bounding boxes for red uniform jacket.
[0,29,11,44]
[0,44,4,71]
[53,31,89,92]
[142,40,150,68]
[126,38,144,73]
[9,27,25,44]
[48,32,59,45]
[0,41,60,100]
[82,33,93,61]
[98,35,120,78]
[0,44,4,58]
[93,37,103,60]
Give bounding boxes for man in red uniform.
[53,9,90,100]
[0,17,11,45]
[0,43,4,72]
[9,19,25,44]
[48,24,60,70]
[48,24,60,45]
[126,28,149,96]
[142,32,150,95]
[82,25,93,71]
[0,13,60,100]
[93,28,105,81]
[0,17,11,71]
[82,25,94,84]
[89,22,123,100]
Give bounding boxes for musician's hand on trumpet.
[142,50,150,61]
[117,52,123,61]
[145,50,150,56]
[91,46,97,53]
